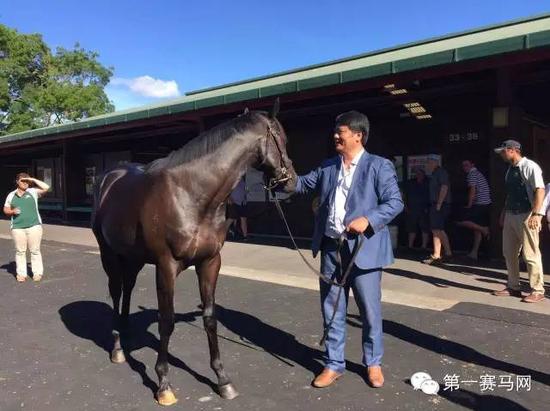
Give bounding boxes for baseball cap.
[427,154,440,162]
[494,139,521,153]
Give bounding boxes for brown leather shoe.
[312,368,342,388]
[367,366,384,388]
[492,288,522,297]
[522,293,545,303]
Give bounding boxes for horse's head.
[254,99,297,193]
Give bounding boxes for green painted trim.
[66,206,92,212]
[170,102,195,114]
[187,13,550,95]
[1,13,550,146]
[195,96,225,109]
[394,50,455,72]
[341,62,392,83]
[457,36,525,60]
[528,30,550,48]
[225,89,260,104]
[259,82,297,97]
[298,73,341,91]
[39,203,63,211]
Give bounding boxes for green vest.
[6,189,42,229]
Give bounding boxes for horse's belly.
[168,227,225,264]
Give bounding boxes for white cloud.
[110,75,181,98]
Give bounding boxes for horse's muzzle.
[264,167,294,191]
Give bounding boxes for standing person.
[543,182,550,232]
[422,155,453,265]
[404,167,430,250]
[3,173,50,282]
[456,160,492,260]
[493,140,546,303]
[228,176,248,241]
[294,111,403,389]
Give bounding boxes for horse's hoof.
[110,349,126,364]
[219,383,239,400]
[156,389,178,406]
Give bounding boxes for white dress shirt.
[325,149,365,238]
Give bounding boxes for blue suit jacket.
[296,152,404,270]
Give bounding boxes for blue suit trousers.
[319,237,383,373]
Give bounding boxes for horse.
[91,100,297,406]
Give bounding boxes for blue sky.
[2,0,549,110]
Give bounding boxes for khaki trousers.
[502,212,545,294]
[11,225,43,278]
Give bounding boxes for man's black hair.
[335,111,370,146]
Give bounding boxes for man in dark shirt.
[405,167,430,250]
[422,155,453,264]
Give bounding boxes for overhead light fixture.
[390,88,408,95]
[409,106,426,114]
[403,102,421,108]
[416,114,432,120]
[384,83,408,95]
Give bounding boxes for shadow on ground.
[59,302,349,397]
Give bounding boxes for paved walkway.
[1,220,548,315]
[1,238,549,411]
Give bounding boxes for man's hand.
[528,214,542,231]
[436,203,442,211]
[12,208,21,215]
[346,216,369,234]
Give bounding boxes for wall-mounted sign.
[407,154,441,177]
[447,132,481,143]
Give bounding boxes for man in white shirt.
[493,140,546,303]
[294,111,403,389]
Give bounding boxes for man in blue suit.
[294,111,403,389]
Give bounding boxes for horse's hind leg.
[196,254,239,400]
[154,258,179,406]
[99,247,126,364]
[120,261,144,328]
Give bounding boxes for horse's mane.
[145,111,267,173]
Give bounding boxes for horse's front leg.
[196,254,239,399]
[155,258,178,406]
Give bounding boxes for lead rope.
[267,188,364,345]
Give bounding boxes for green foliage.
[0,25,114,135]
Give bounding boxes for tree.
[0,24,114,135]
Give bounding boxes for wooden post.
[488,68,523,258]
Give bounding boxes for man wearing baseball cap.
[494,139,546,303]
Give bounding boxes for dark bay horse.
[91,101,296,406]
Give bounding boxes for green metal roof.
[2,13,550,146]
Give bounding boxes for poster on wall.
[43,168,52,187]
[36,166,53,187]
[85,167,96,196]
[407,154,441,177]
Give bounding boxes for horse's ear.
[243,107,249,115]
[269,97,280,119]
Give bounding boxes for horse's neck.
[174,134,258,206]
